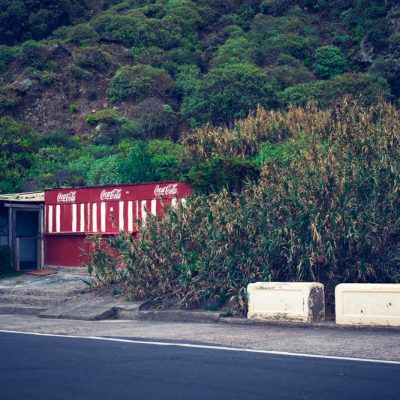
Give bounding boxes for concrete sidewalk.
[0,314,399,362]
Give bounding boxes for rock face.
[48,44,71,59]
[13,78,33,94]
[247,282,325,323]
[355,38,374,65]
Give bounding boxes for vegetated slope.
[0,0,399,192]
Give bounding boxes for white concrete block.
[247,282,325,323]
[335,284,400,326]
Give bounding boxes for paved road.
[0,332,399,400]
[1,314,400,361]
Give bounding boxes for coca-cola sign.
[57,191,76,203]
[100,188,122,201]
[154,183,178,197]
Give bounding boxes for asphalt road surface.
[0,332,399,400]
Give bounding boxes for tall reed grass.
[85,99,400,314]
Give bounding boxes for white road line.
[0,330,399,365]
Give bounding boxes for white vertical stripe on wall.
[56,205,61,232]
[171,198,177,208]
[80,204,85,232]
[72,204,77,232]
[48,205,53,233]
[151,199,157,216]
[136,200,139,222]
[87,203,91,232]
[92,203,97,232]
[128,201,133,232]
[119,201,124,231]
[141,200,147,226]
[101,202,106,233]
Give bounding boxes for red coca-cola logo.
[100,189,122,201]
[154,184,178,197]
[57,191,76,203]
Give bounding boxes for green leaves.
[107,65,173,102]
[0,117,39,192]
[182,63,276,126]
[314,45,347,79]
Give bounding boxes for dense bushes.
[107,65,173,102]
[85,100,400,314]
[1,0,400,137]
[0,0,88,44]
[280,73,391,106]
[182,63,275,126]
[314,45,347,79]
[74,46,112,72]
[0,117,39,193]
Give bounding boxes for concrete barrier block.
[335,284,400,326]
[247,282,325,323]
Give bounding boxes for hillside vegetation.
[1,0,399,192]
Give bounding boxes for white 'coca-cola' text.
[154,184,178,197]
[100,189,122,201]
[57,192,77,203]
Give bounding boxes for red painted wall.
[45,235,87,267]
[44,182,192,267]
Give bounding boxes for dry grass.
[85,99,400,314]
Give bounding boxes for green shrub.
[86,109,145,144]
[0,45,17,71]
[119,119,144,139]
[280,73,391,107]
[0,0,88,44]
[0,117,39,193]
[212,37,256,67]
[264,64,314,90]
[74,46,112,72]
[175,65,202,98]
[67,23,99,45]
[92,14,154,48]
[260,0,292,16]
[130,46,169,68]
[186,155,260,193]
[39,70,55,85]
[68,64,92,80]
[86,115,96,125]
[86,155,121,186]
[181,63,276,126]
[107,65,173,102]
[18,40,48,70]
[147,139,184,181]
[69,104,78,113]
[264,33,313,61]
[133,98,177,138]
[115,140,159,183]
[314,45,347,79]
[0,84,20,110]
[369,58,400,97]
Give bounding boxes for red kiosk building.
[0,182,192,270]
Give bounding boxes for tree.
[314,45,347,79]
[182,63,275,126]
[212,37,256,67]
[0,117,39,193]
